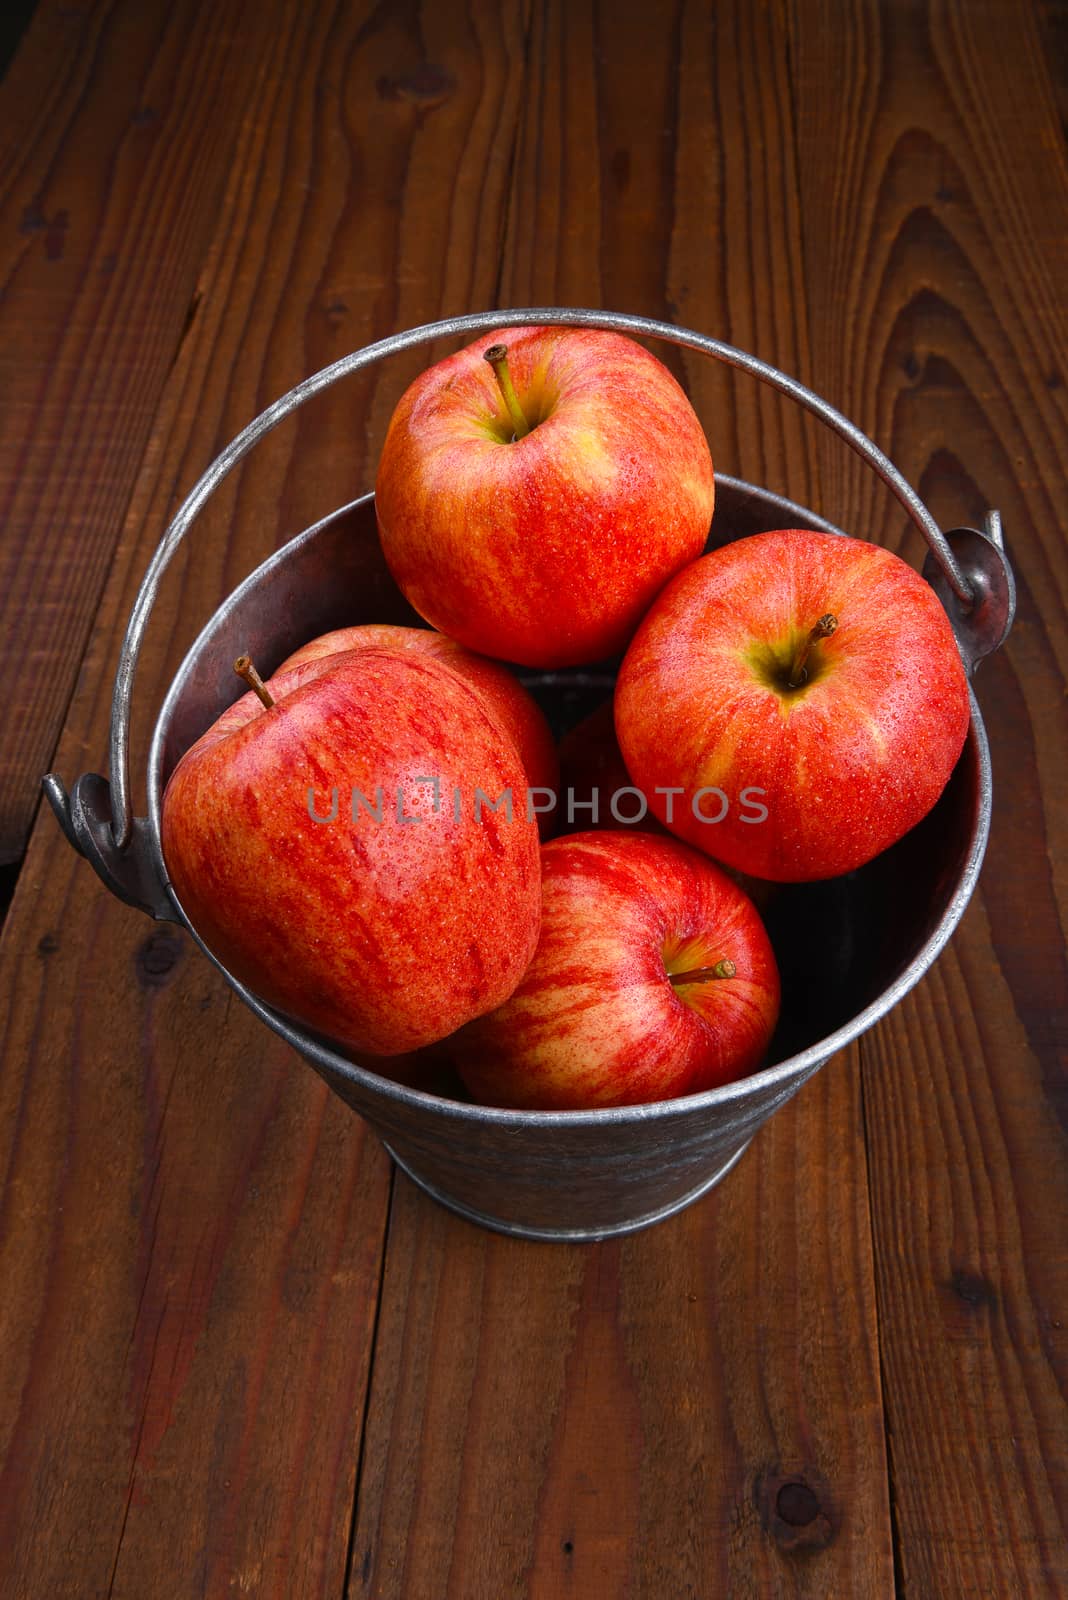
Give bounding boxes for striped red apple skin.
[161,647,541,1057]
[279,623,559,832]
[457,831,780,1111]
[615,528,971,882]
[374,326,715,668]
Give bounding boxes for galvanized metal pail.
[44,311,1015,1241]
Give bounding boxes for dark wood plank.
[788,0,1068,1591]
[0,890,392,1599]
[0,0,274,867]
[0,1,529,1594]
[351,2,895,1594]
[353,1067,891,1599]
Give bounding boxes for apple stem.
[234,654,275,710]
[483,343,530,440]
[669,959,737,987]
[787,613,838,688]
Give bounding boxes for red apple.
[374,326,715,667]
[457,831,780,1110]
[555,699,663,835]
[555,699,780,917]
[279,623,559,833]
[161,645,541,1056]
[615,528,971,882]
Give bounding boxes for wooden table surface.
[2,1,1066,1595]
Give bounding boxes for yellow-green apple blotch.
[374,326,715,668]
[483,343,530,440]
[161,644,542,1057]
[614,528,971,882]
[457,831,780,1111]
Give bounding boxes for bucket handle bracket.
[42,772,177,922]
[922,510,1016,675]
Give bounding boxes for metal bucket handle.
[42,307,1015,918]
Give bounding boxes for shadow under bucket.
[43,310,1014,1241]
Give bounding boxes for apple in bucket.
[278,623,560,834]
[374,326,715,667]
[554,699,654,834]
[457,831,781,1110]
[615,528,971,882]
[160,645,542,1057]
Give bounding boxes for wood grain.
[352,2,894,1595]
[352,1067,892,1599]
[0,0,277,867]
[0,1,528,1595]
[787,0,1068,1591]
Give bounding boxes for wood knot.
[20,200,47,234]
[948,1268,998,1311]
[19,199,68,259]
[776,1480,821,1526]
[376,62,455,108]
[135,930,184,987]
[37,931,60,957]
[756,1469,837,1553]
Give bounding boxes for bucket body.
[145,485,989,1241]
